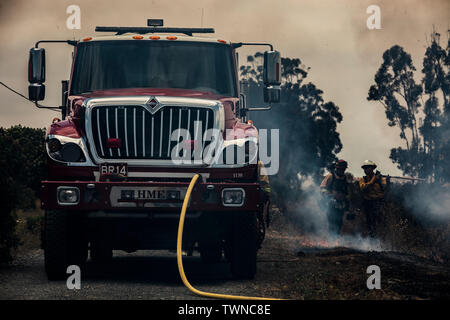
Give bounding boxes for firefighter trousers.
[327,206,345,236]
[363,199,384,238]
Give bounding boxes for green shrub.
[0,176,20,263]
[0,126,46,263]
[26,215,44,233]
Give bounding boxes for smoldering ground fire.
[285,174,383,252]
[274,170,450,262]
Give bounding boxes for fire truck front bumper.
[40,180,262,213]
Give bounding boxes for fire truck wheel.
[200,241,223,264]
[68,217,88,267]
[90,241,113,263]
[44,210,87,280]
[230,212,257,279]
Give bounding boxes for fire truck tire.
[90,242,113,263]
[200,242,223,264]
[230,212,257,279]
[69,218,88,267]
[44,210,87,280]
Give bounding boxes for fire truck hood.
[72,87,235,101]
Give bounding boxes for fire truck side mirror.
[28,48,46,83]
[28,83,46,101]
[28,47,46,101]
[263,86,280,103]
[263,51,281,86]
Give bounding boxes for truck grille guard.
[84,96,223,166]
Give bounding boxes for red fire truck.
[28,19,281,280]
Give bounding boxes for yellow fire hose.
[176,173,283,300]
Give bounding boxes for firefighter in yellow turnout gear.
[359,160,387,238]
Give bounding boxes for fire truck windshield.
[71,40,237,97]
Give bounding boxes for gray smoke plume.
[399,183,450,223]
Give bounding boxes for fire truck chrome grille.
[90,105,214,160]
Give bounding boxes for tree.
[240,54,343,203]
[368,45,424,177]
[421,31,450,181]
[368,31,450,181]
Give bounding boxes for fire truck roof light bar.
[147,19,164,27]
[95,26,215,36]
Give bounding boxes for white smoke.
[402,184,450,223]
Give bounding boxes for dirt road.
[1,221,449,300]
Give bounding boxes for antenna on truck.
[95,19,215,36]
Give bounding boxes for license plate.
[110,186,186,207]
[120,188,181,201]
[99,163,128,176]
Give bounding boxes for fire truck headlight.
[47,139,86,163]
[48,138,62,153]
[222,188,245,206]
[60,143,85,162]
[57,187,80,205]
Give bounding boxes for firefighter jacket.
[359,174,386,200]
[320,172,349,200]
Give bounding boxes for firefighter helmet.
[335,159,348,169]
[361,160,377,169]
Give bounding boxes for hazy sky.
[0,0,449,176]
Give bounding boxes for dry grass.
[13,200,44,256]
[276,182,450,264]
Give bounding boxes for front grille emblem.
[144,96,161,114]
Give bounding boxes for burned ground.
[0,206,448,300]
